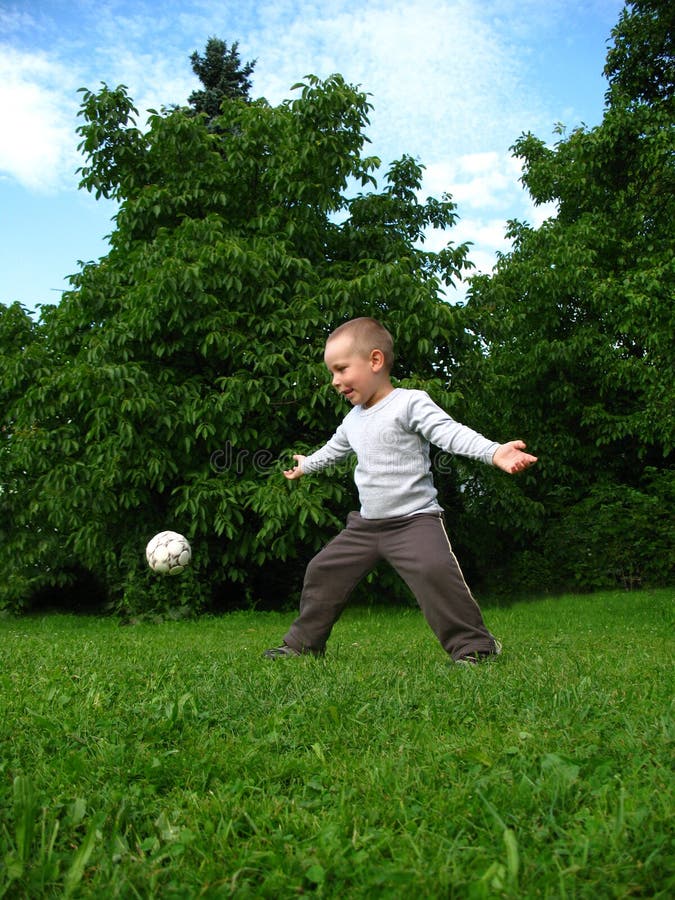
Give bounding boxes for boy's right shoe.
[262,642,324,659]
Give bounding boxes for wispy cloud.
[251,0,548,161]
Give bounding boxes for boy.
[264,318,537,664]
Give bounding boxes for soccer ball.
[146,531,192,575]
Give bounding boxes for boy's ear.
[370,348,385,371]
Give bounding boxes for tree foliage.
[1,304,43,571]
[604,0,674,106]
[187,37,256,118]
[6,6,672,612]
[455,0,674,593]
[1,72,473,614]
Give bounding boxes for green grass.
[1,588,673,898]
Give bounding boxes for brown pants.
[284,511,498,660]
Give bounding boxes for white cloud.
[528,199,558,227]
[417,152,524,276]
[423,213,512,272]
[0,46,82,191]
[0,34,196,193]
[423,153,524,210]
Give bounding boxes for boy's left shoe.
[455,640,502,666]
[262,643,301,659]
[262,642,325,659]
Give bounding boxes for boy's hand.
[283,454,306,480]
[493,441,538,474]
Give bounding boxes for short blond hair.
[326,318,395,373]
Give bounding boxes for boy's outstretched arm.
[492,441,538,474]
[283,454,307,480]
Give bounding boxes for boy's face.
[324,334,392,409]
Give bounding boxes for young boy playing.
[264,317,537,664]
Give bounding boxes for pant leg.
[381,513,497,660]
[284,512,381,652]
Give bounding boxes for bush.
[544,469,674,590]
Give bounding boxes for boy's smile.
[324,335,393,409]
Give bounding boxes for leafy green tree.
[188,37,256,117]
[455,0,674,592]
[604,0,674,105]
[1,304,37,531]
[2,74,473,614]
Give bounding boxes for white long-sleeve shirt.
[302,388,499,519]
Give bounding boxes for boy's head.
[324,318,395,408]
[325,318,394,373]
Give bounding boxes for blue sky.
[1,0,625,313]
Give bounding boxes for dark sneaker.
[263,643,301,659]
[262,642,325,659]
[456,639,503,666]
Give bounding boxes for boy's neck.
[362,380,395,409]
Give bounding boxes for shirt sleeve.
[406,391,499,465]
[302,422,354,474]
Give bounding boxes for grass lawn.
[1,588,673,898]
